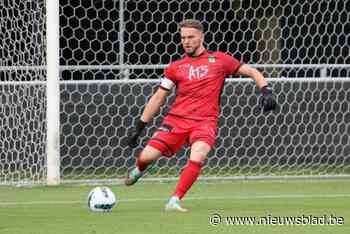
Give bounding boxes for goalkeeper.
[125,19,277,212]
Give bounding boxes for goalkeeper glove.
[259,85,278,112]
[127,119,147,148]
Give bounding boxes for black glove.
[127,120,147,148]
[259,85,278,112]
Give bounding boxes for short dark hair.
[179,19,204,32]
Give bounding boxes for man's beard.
[185,46,200,57]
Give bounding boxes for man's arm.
[236,64,268,89]
[127,88,170,148]
[236,64,277,112]
[140,88,169,122]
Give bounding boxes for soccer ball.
[87,186,117,212]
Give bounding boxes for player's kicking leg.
[125,145,162,186]
[165,141,211,212]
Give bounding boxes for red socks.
[173,160,202,199]
[136,155,202,200]
[136,155,149,172]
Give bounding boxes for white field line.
[0,193,349,206]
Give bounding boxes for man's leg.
[165,141,211,212]
[125,145,162,186]
[125,125,187,186]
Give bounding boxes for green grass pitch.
[1,179,349,234]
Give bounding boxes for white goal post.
[46,0,60,185]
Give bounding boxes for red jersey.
[160,50,241,121]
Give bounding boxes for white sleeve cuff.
[160,77,175,90]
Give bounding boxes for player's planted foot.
[125,167,143,186]
[165,196,188,212]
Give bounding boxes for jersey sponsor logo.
[158,124,173,132]
[208,56,216,63]
[178,64,190,73]
[188,65,208,80]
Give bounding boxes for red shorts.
[147,115,217,157]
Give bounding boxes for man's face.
[180,27,204,56]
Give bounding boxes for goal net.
[0,0,47,185]
[1,0,350,185]
[60,79,350,183]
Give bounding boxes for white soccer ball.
[87,186,117,212]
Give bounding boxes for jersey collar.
[184,49,208,59]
